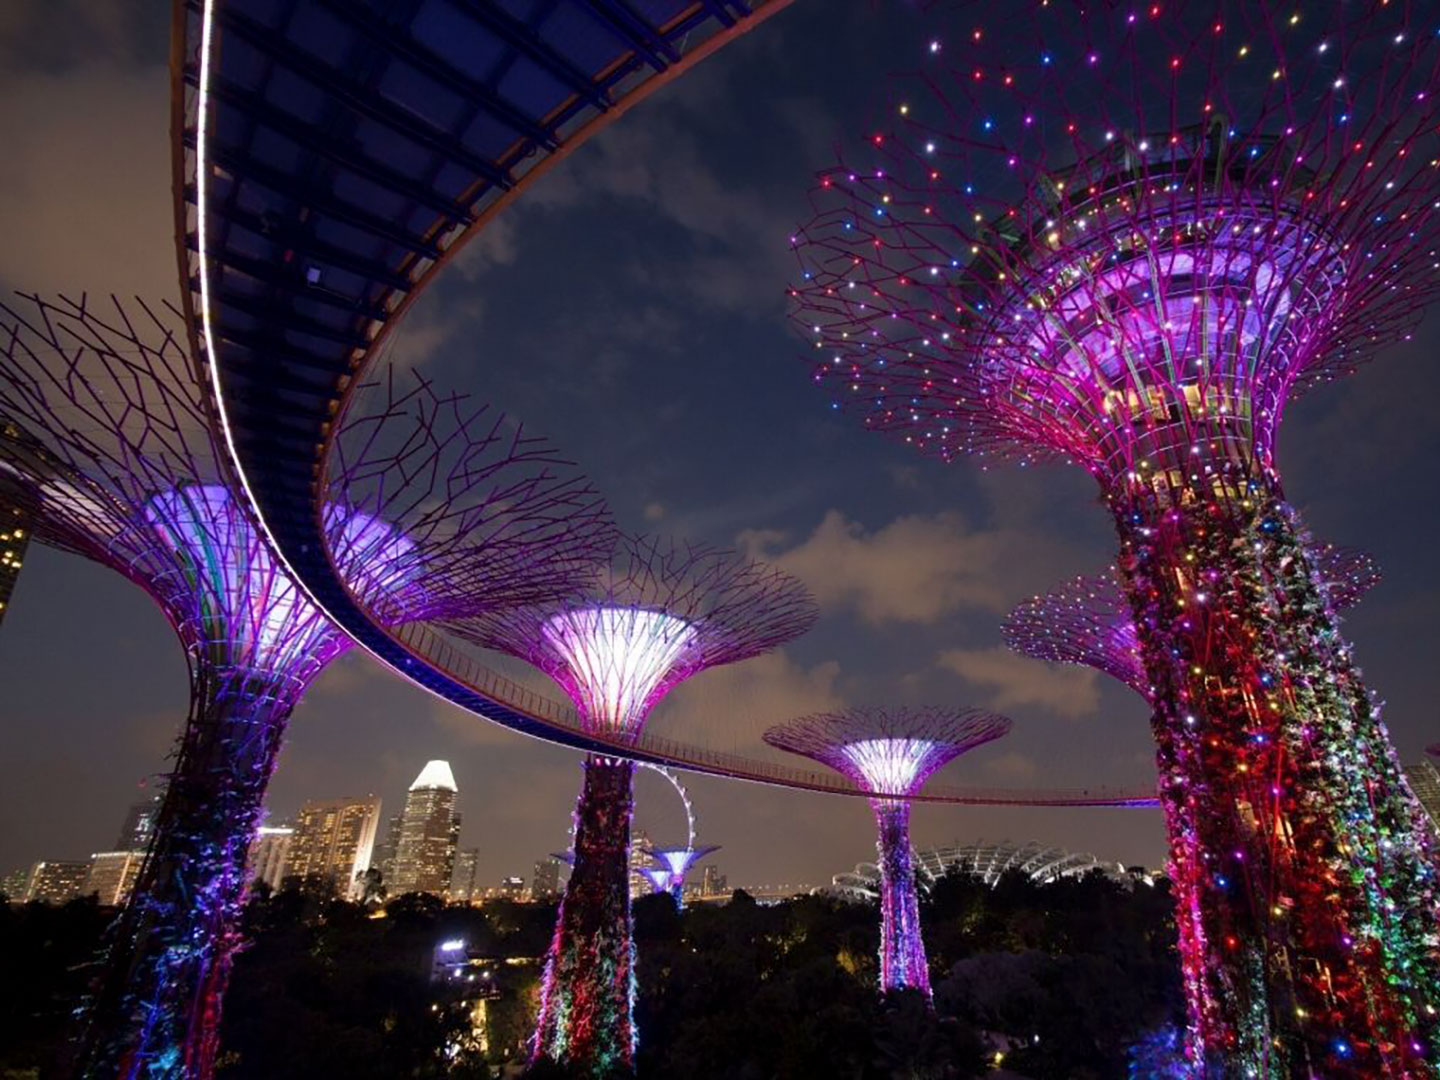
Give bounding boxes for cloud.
[983,751,1040,781]
[642,502,666,522]
[653,649,845,748]
[739,510,1043,625]
[937,647,1100,720]
[0,59,173,302]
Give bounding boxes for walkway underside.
[174,0,1155,808]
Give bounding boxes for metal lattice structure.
[764,707,1011,999]
[789,4,1440,1071]
[0,292,613,1077]
[1006,543,1386,1063]
[448,535,814,1074]
[824,839,1129,902]
[161,0,1162,809]
[172,0,797,762]
[637,845,719,907]
[1001,544,1382,696]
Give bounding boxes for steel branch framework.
[789,4,1440,1073]
[765,707,1011,999]
[448,535,815,1075]
[636,845,719,908]
[172,0,798,779]
[1005,545,1398,1069]
[1001,544,1382,697]
[0,292,612,1079]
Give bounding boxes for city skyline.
[1,0,1437,903]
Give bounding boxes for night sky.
[1,2,1437,893]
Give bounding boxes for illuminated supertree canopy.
[764,707,1011,999]
[789,4,1440,1073]
[0,293,613,1078]
[636,845,719,908]
[448,535,815,1075]
[1002,544,1382,696]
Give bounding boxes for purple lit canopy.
[764,706,1012,799]
[789,6,1440,484]
[1002,544,1381,696]
[446,534,817,742]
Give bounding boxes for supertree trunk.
[73,663,303,1080]
[873,799,930,998]
[533,755,636,1076]
[1114,477,1440,1078]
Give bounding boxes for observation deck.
[174,0,1155,808]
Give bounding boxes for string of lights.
[0,293,612,1078]
[448,535,815,1074]
[789,3,1440,1072]
[765,707,1011,999]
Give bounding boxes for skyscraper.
[247,826,294,892]
[0,498,28,630]
[701,864,727,899]
[450,848,480,903]
[628,828,651,899]
[2,866,31,899]
[115,796,164,852]
[531,857,563,902]
[371,811,403,885]
[25,860,89,904]
[1405,759,1440,831]
[390,761,460,898]
[85,852,145,906]
[285,796,382,899]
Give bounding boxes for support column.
[873,798,930,998]
[533,755,637,1076]
[1113,476,1440,1077]
[75,664,303,1080]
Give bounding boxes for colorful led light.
[790,5,1440,1070]
[765,707,1010,999]
[541,607,698,736]
[0,293,613,1078]
[450,536,815,1074]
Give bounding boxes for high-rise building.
[115,796,164,852]
[628,829,651,899]
[1405,759,1440,831]
[0,497,29,629]
[247,826,294,892]
[531,857,563,902]
[390,761,460,897]
[2,866,32,899]
[450,848,480,903]
[371,811,403,884]
[496,876,525,902]
[85,852,145,906]
[285,796,382,899]
[701,864,727,899]
[25,860,89,904]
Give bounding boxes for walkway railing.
[388,619,1159,808]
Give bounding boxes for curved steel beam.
[175,0,1157,809]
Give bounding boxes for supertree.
[635,845,720,908]
[763,706,1011,999]
[1004,547,1388,1067]
[446,536,815,1075]
[0,293,613,1078]
[1003,544,1383,697]
[789,3,1440,1072]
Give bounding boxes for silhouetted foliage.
[3,869,1182,1078]
[0,896,111,1076]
